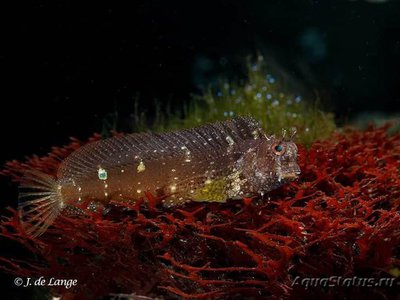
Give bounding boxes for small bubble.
[266,93,272,100]
[272,99,279,106]
[216,91,222,97]
[266,74,276,84]
[295,95,302,103]
[256,92,262,99]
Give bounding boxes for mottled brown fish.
[19,116,300,236]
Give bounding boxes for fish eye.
[272,143,285,155]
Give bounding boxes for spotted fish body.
[18,116,300,236]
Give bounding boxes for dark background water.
[1,1,400,298]
[2,0,400,165]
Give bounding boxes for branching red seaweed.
[1,126,399,299]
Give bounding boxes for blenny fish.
[19,116,300,236]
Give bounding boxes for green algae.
[132,55,336,146]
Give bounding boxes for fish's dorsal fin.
[57,116,265,180]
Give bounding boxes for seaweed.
[1,125,399,299]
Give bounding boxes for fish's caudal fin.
[18,170,65,237]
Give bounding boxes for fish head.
[269,138,301,183]
[239,131,301,194]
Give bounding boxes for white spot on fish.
[226,135,234,146]
[252,130,259,139]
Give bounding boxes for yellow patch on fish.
[192,177,227,202]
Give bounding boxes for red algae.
[0,126,399,299]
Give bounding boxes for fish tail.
[18,170,65,237]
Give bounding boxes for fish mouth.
[281,172,300,180]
